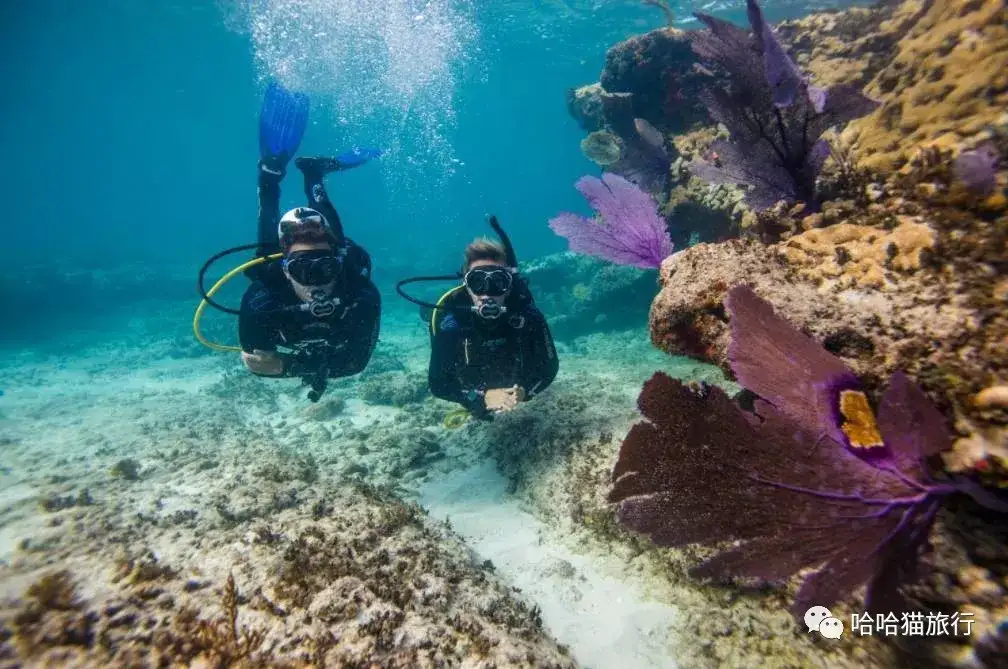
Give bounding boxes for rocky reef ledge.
[648,0,1007,489]
[565,0,1007,666]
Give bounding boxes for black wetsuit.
[238,162,381,380]
[428,286,559,419]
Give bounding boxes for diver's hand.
[485,385,526,413]
[242,349,285,376]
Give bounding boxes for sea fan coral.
[686,0,879,211]
[607,118,674,195]
[548,173,674,269]
[607,285,1007,619]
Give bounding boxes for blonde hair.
[462,238,508,271]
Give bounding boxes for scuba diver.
[396,218,559,421]
[194,81,382,402]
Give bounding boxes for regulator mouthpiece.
[305,291,339,318]
[475,301,506,320]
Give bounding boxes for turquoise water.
[0,0,867,344]
[2,0,861,274]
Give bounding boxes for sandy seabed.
[0,300,706,668]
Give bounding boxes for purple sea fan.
[686,0,879,212]
[607,285,1008,620]
[608,118,673,195]
[548,172,674,269]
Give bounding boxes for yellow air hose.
[192,253,282,352]
[431,285,473,427]
[429,284,464,336]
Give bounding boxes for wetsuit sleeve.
[326,278,381,378]
[238,281,282,353]
[519,307,559,399]
[244,163,285,284]
[256,163,283,258]
[428,323,490,419]
[301,165,344,239]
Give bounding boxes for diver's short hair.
[463,238,508,270]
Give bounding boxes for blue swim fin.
[295,148,383,175]
[259,81,310,166]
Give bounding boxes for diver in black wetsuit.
[420,227,559,421]
[238,154,381,400]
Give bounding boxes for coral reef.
[597,28,708,137]
[648,0,1008,488]
[774,0,1007,174]
[842,0,1008,172]
[617,286,1006,623]
[638,1,1008,648]
[661,172,748,246]
[685,0,880,212]
[773,0,915,91]
[779,218,935,290]
[649,197,1007,482]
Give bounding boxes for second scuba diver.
[238,82,383,401]
[397,217,560,421]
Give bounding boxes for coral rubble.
[0,479,577,668]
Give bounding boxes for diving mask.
[283,250,343,286]
[464,266,513,297]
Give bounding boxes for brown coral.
[775,3,916,91]
[191,573,267,665]
[7,570,95,658]
[648,238,886,372]
[22,570,81,612]
[779,218,935,290]
[843,0,1008,171]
